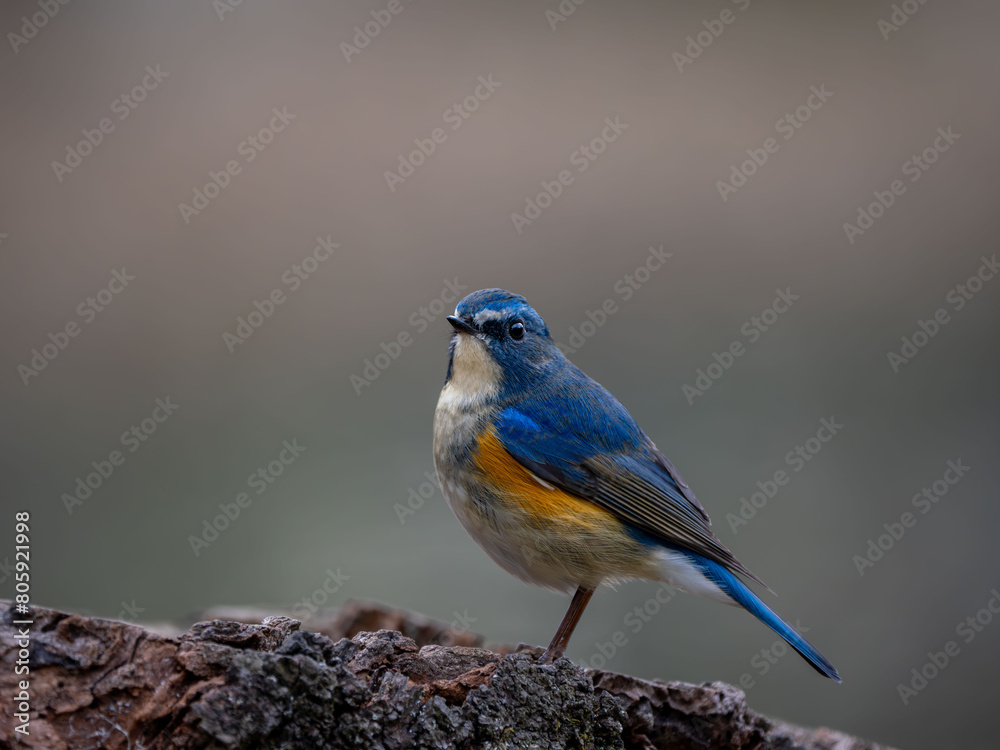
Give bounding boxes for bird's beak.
[446,315,477,336]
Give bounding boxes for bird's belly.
[436,472,657,592]
[433,420,658,592]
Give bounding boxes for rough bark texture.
[0,600,890,749]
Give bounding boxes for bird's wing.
[494,401,771,591]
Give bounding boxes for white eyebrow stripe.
[473,309,507,323]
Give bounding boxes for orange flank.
[473,429,617,530]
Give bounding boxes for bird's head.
[443,288,559,396]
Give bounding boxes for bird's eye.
[509,321,525,340]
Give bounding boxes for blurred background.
[2,1,999,747]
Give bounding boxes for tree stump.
[0,601,890,749]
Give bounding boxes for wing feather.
[494,404,772,592]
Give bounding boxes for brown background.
[2,1,999,748]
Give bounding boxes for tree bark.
[0,601,891,749]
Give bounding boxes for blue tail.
[690,554,842,683]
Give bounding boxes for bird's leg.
[540,585,596,662]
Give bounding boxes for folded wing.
[494,397,771,592]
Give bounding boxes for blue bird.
[433,288,840,681]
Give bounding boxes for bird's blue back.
[439,288,841,682]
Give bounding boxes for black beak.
[446,315,477,335]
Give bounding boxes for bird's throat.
[439,334,501,411]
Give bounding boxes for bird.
[432,288,840,682]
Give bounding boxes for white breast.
[437,334,501,413]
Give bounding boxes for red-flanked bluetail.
[433,288,840,682]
